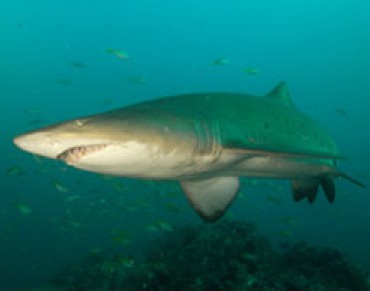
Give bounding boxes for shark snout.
[13,132,39,151]
[13,131,60,159]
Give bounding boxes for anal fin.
[180,177,240,222]
[291,178,320,203]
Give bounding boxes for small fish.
[24,108,42,115]
[106,48,129,60]
[65,195,81,202]
[164,202,182,213]
[247,179,258,187]
[89,247,102,255]
[144,224,159,232]
[278,230,293,237]
[335,108,347,117]
[114,181,129,192]
[241,252,258,262]
[280,216,297,225]
[111,230,131,244]
[55,78,73,86]
[100,99,115,106]
[101,175,115,180]
[54,180,68,193]
[145,220,173,232]
[244,68,258,76]
[5,166,24,176]
[17,203,32,215]
[133,198,150,208]
[157,220,173,232]
[211,57,230,66]
[69,61,86,69]
[127,75,146,84]
[32,155,44,164]
[64,219,83,229]
[119,257,135,268]
[125,206,138,213]
[27,119,45,126]
[278,241,292,250]
[265,194,284,205]
[237,192,245,200]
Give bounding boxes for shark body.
[13,82,364,221]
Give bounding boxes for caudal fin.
[338,172,366,188]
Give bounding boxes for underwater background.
[1,0,370,290]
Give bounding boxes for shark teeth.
[57,144,109,164]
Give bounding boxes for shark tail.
[338,171,365,188]
[291,172,365,204]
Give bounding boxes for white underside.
[73,141,194,177]
[71,142,334,180]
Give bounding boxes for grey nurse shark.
[13,82,364,221]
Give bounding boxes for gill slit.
[193,119,222,161]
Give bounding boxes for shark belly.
[228,155,336,179]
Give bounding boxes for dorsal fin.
[265,81,295,109]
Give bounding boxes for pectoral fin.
[180,177,240,222]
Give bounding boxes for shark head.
[13,113,165,176]
[14,117,101,160]
[13,109,197,178]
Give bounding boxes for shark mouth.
[57,144,109,164]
